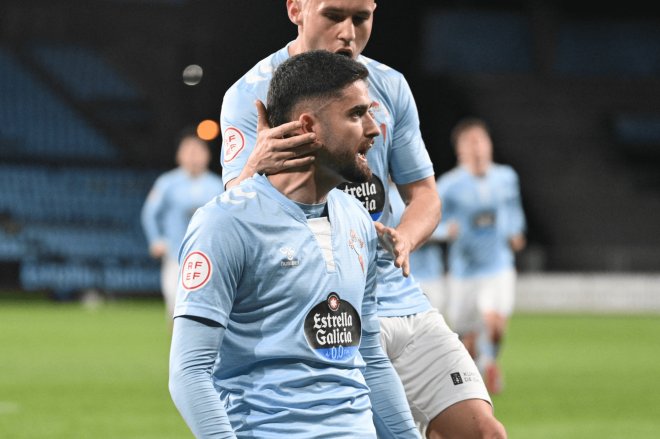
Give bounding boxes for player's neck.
[267,163,339,205]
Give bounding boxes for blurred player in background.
[170,51,419,439]
[219,1,506,437]
[437,118,526,395]
[388,178,446,313]
[141,128,224,323]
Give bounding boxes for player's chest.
[237,221,369,304]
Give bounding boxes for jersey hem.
[390,166,435,186]
[376,301,433,318]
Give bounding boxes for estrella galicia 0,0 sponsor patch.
[304,293,361,361]
[337,175,386,221]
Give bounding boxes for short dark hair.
[450,118,491,148]
[175,126,208,150]
[267,50,370,128]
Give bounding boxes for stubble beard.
[323,137,373,183]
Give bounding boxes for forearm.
[396,180,441,252]
[360,328,420,439]
[169,317,236,439]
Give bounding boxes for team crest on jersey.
[337,175,386,221]
[304,293,361,362]
[223,127,245,162]
[348,230,365,275]
[181,251,212,290]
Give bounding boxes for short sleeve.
[174,206,245,327]
[389,77,434,185]
[220,85,259,187]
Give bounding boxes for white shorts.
[161,255,179,320]
[447,269,517,335]
[379,309,492,428]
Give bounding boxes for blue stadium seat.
[555,22,660,78]
[20,261,103,291]
[103,265,161,292]
[423,11,534,75]
[27,43,142,102]
[0,47,121,163]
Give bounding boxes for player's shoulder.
[205,171,225,186]
[491,163,519,181]
[155,167,185,186]
[225,46,288,101]
[360,55,403,82]
[438,166,467,187]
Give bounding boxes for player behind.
[388,178,446,313]
[219,1,506,438]
[437,118,527,394]
[169,50,420,439]
[141,129,224,323]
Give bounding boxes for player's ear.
[298,113,317,135]
[287,0,303,25]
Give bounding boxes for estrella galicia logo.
[451,372,463,385]
[337,175,386,221]
[304,293,361,362]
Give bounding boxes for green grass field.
[1,296,659,439]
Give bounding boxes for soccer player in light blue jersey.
[169,51,420,439]
[141,130,224,322]
[437,118,527,395]
[218,1,506,438]
[389,180,446,314]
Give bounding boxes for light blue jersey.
[436,165,526,279]
[220,43,435,317]
[388,182,444,282]
[141,168,224,260]
[174,174,382,438]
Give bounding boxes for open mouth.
[357,142,373,161]
[335,49,352,58]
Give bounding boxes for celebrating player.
[169,51,420,439]
[219,1,506,438]
[141,129,224,323]
[437,118,527,394]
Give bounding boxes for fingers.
[279,156,316,169]
[373,221,387,235]
[274,134,318,152]
[269,120,303,139]
[255,100,270,131]
[402,258,410,278]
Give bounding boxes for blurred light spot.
[197,120,220,140]
[183,65,203,86]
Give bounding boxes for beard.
[326,141,373,183]
[320,122,373,183]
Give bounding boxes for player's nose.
[338,18,356,42]
[364,112,380,139]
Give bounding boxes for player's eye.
[353,16,367,26]
[325,13,343,22]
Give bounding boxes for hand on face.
[248,100,322,175]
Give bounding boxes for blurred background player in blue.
[141,129,224,323]
[437,118,527,395]
[388,178,446,313]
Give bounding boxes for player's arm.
[359,229,421,439]
[220,84,320,189]
[378,76,440,277]
[169,318,235,439]
[506,169,527,252]
[168,208,244,439]
[140,176,168,258]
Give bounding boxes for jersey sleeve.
[388,76,434,185]
[140,174,168,246]
[505,168,527,236]
[360,222,380,332]
[220,85,259,187]
[174,206,245,326]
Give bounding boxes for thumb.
[373,221,386,235]
[255,100,269,132]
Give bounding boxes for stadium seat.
[423,11,534,75]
